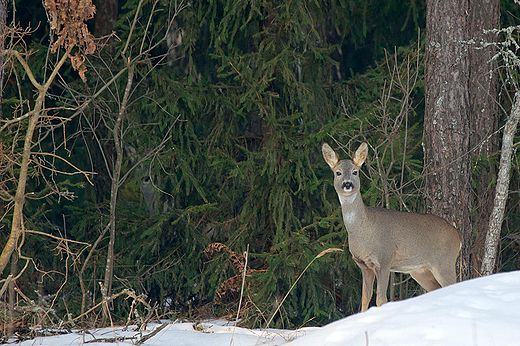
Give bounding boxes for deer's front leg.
[375,265,391,307]
[360,268,375,312]
[353,257,376,312]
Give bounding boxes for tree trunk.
[468,0,500,273]
[480,91,520,276]
[0,115,37,275]
[468,0,499,155]
[0,49,70,276]
[0,0,8,120]
[424,0,473,279]
[101,64,134,302]
[94,0,119,37]
[7,251,17,337]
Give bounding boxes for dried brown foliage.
[204,242,245,272]
[44,0,96,81]
[70,51,88,82]
[204,243,255,304]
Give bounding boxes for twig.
[32,152,96,186]
[24,229,91,246]
[123,0,145,57]
[135,321,169,345]
[0,257,29,285]
[0,49,42,90]
[85,336,138,344]
[65,289,133,325]
[230,245,249,345]
[0,274,13,297]
[263,248,342,330]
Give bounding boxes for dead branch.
[24,229,91,246]
[32,152,96,185]
[135,321,169,345]
[481,90,520,275]
[66,289,139,325]
[84,335,137,344]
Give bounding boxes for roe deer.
[322,142,461,312]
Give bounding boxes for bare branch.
[481,91,520,275]
[24,229,91,246]
[0,49,42,90]
[33,151,96,185]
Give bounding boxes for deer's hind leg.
[431,263,457,287]
[410,267,442,292]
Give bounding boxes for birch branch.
[480,90,520,276]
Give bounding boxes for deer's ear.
[322,143,339,169]
[353,142,368,167]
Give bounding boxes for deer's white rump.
[322,142,461,312]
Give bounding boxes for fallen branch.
[135,321,169,345]
[85,336,137,344]
[65,289,142,325]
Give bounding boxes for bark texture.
[424,0,472,279]
[94,0,119,37]
[468,0,499,156]
[468,0,500,271]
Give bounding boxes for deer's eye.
[352,170,358,175]
[336,171,342,176]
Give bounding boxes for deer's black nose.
[342,181,353,190]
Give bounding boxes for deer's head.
[322,142,368,200]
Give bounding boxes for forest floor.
[5,271,520,345]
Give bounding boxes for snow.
[11,271,520,346]
[288,271,520,346]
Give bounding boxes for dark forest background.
[1,0,520,333]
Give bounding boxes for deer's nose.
[342,181,354,191]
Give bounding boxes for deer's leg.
[431,263,457,287]
[410,267,442,291]
[360,267,375,312]
[374,266,390,307]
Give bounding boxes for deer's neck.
[338,192,367,228]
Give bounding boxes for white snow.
[11,271,520,346]
[288,271,520,346]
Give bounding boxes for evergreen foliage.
[1,0,520,332]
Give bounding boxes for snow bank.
[14,271,520,346]
[288,271,520,346]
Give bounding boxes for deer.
[322,142,461,312]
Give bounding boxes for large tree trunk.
[424,0,473,279]
[94,0,119,37]
[468,0,500,273]
[468,0,499,154]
